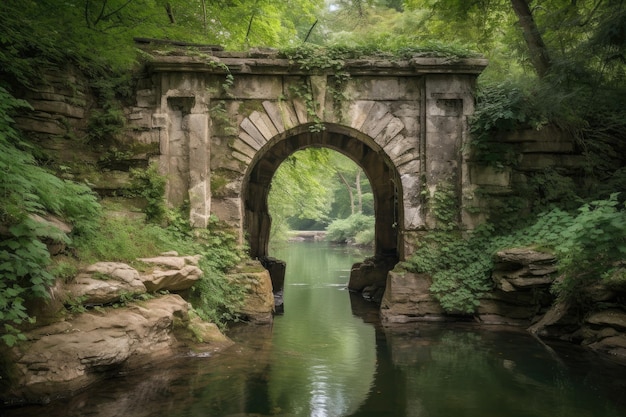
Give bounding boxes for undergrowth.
[403,193,626,314]
[0,87,101,346]
[326,213,375,246]
[69,202,248,330]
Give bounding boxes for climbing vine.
[288,83,325,133]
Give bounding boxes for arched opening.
[242,123,403,300]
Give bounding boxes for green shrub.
[402,227,494,314]
[187,216,248,328]
[552,194,626,300]
[326,213,374,244]
[404,194,626,313]
[354,228,375,246]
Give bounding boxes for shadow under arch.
[242,122,403,266]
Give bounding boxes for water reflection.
[267,241,377,417]
[3,242,626,417]
[348,323,626,417]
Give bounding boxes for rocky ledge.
[381,247,626,360]
[0,254,275,405]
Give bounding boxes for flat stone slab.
[65,262,146,305]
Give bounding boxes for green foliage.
[527,168,581,211]
[551,194,626,300]
[0,86,101,346]
[354,228,375,246]
[188,216,248,328]
[430,181,459,231]
[128,163,167,223]
[280,42,478,69]
[288,83,325,132]
[469,81,545,167]
[269,148,335,236]
[269,148,375,246]
[282,44,346,71]
[326,213,374,245]
[88,106,125,143]
[71,206,247,329]
[405,183,492,313]
[0,219,58,346]
[405,193,626,313]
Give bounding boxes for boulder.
[64,262,146,305]
[140,265,203,292]
[587,335,626,359]
[138,254,202,269]
[137,253,203,292]
[380,269,446,324]
[227,261,274,324]
[1,295,233,404]
[348,256,397,292]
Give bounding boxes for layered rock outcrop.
[381,247,626,360]
[0,253,275,405]
[2,294,232,404]
[529,267,626,359]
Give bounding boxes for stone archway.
[139,47,487,299]
[242,123,402,261]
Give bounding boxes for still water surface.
[5,241,626,417]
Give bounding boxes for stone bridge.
[133,46,487,287]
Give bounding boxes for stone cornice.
[146,54,488,76]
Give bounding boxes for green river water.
[4,241,626,417]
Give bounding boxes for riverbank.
[3,241,626,416]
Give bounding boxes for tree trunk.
[355,169,362,214]
[200,0,207,31]
[337,172,355,215]
[510,0,552,77]
[164,3,175,24]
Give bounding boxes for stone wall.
[467,125,585,221]
[12,65,160,197]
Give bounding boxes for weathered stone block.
[65,262,146,305]
[344,76,420,101]
[136,89,156,107]
[518,154,586,171]
[227,267,274,324]
[152,113,168,129]
[227,75,283,99]
[380,270,446,323]
[470,165,512,187]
